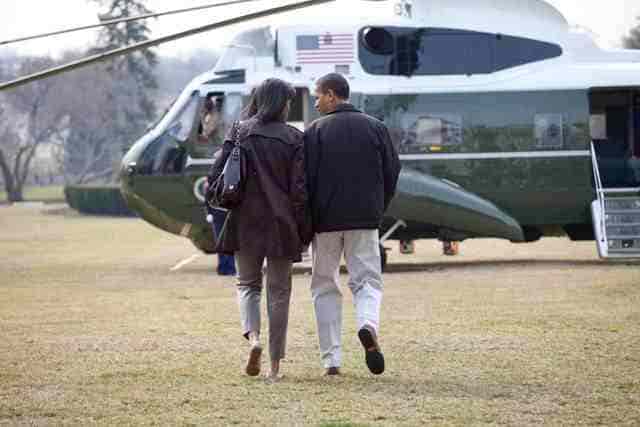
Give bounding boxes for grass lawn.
[0,185,65,203]
[1,205,639,425]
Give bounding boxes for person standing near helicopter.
[208,79,310,381]
[304,73,400,376]
[199,95,224,146]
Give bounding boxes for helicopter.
[2,0,640,270]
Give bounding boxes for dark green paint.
[387,168,524,241]
[119,89,607,251]
[402,157,594,225]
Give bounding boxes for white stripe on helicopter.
[399,150,591,160]
[185,150,591,168]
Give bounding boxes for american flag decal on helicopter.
[296,33,354,64]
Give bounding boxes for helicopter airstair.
[590,143,640,259]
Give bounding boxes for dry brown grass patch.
[1,204,639,425]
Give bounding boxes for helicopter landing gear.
[379,219,406,273]
[380,244,388,272]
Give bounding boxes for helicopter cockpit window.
[223,93,243,125]
[359,26,562,76]
[168,94,200,143]
[137,133,186,176]
[214,27,275,72]
[147,98,176,132]
[136,93,200,175]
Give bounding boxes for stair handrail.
[590,141,607,243]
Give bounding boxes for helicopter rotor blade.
[0,0,263,47]
[0,0,336,92]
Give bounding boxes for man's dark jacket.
[208,119,311,259]
[304,103,401,233]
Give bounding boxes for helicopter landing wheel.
[380,244,388,273]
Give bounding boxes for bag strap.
[231,120,241,147]
[231,117,261,147]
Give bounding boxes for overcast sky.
[1,0,639,58]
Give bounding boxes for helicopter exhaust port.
[361,27,394,55]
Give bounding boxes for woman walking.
[208,79,310,381]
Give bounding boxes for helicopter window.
[288,88,305,123]
[168,94,199,143]
[589,114,607,140]
[362,91,588,154]
[494,35,562,71]
[154,139,185,174]
[406,114,463,147]
[534,114,565,148]
[147,98,176,132]
[137,134,185,176]
[136,94,199,175]
[419,31,493,76]
[214,27,275,73]
[198,94,224,144]
[359,26,562,76]
[223,93,243,125]
[183,92,244,160]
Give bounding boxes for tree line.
[0,0,217,202]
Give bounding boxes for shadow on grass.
[319,259,636,275]
[245,370,550,411]
[176,258,636,276]
[318,422,369,427]
[381,258,631,274]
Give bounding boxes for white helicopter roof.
[279,0,571,44]
[397,0,569,45]
[195,0,640,96]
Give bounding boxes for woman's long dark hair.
[251,78,296,123]
[240,88,258,120]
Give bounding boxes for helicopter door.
[290,87,313,130]
[633,91,640,169]
[181,92,244,226]
[188,93,221,160]
[590,89,639,187]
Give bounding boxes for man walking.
[304,73,401,375]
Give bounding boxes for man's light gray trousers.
[310,229,383,369]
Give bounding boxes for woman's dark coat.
[208,119,311,261]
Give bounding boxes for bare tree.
[90,0,158,161]
[624,17,640,49]
[0,58,68,202]
[51,57,122,184]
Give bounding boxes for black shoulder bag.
[211,121,247,209]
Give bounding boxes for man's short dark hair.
[316,73,350,100]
